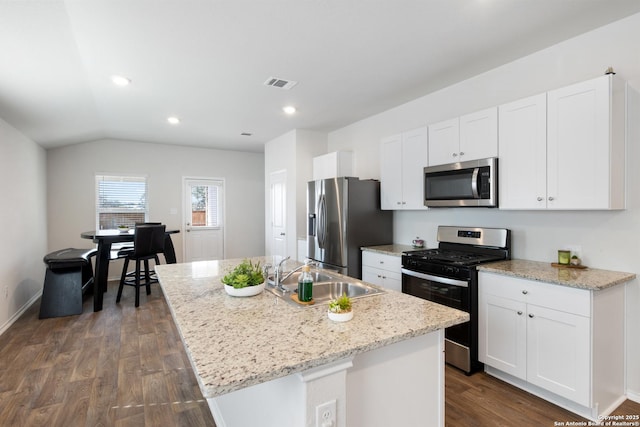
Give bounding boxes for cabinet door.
[428,118,459,166]
[526,304,590,406]
[401,127,428,210]
[479,293,527,379]
[498,94,547,209]
[362,265,401,292]
[380,134,403,209]
[547,75,612,209]
[459,107,498,162]
[362,265,385,287]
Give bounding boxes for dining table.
[80,229,180,312]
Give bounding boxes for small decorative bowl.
[224,282,265,297]
[328,310,353,322]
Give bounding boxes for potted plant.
[221,259,266,297]
[328,292,353,322]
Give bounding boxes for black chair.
[40,248,97,318]
[116,224,166,307]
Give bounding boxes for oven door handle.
[401,268,469,288]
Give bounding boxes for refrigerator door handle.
[317,195,327,249]
[308,213,316,237]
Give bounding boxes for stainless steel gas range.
[401,226,511,374]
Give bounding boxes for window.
[190,182,221,228]
[95,174,148,229]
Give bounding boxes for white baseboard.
[0,292,41,336]
[627,390,640,404]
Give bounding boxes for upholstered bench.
[39,248,97,319]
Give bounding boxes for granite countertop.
[155,257,468,398]
[478,259,636,291]
[361,244,417,256]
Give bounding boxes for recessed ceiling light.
[283,106,296,115]
[167,116,180,125]
[111,75,131,86]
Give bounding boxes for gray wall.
[0,117,47,333]
[47,139,265,275]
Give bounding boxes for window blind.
[95,175,148,229]
[190,182,221,227]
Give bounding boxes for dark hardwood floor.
[446,365,640,426]
[0,281,215,426]
[1,281,638,426]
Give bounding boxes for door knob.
[522,290,528,294]
[529,314,535,318]
[280,232,285,236]
[517,311,523,315]
[459,152,464,156]
[452,153,458,157]
[548,196,555,201]
[537,197,543,201]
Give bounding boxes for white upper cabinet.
[547,74,625,210]
[380,127,428,210]
[499,74,626,210]
[459,107,499,161]
[498,93,548,209]
[312,151,353,181]
[427,118,459,166]
[428,107,498,166]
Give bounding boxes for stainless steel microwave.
[423,157,498,207]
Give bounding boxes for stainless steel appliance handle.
[471,167,480,199]
[401,268,469,288]
[317,195,327,249]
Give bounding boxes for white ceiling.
[1,1,640,153]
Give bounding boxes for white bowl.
[328,310,354,322]
[224,282,265,297]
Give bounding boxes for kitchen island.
[155,257,468,427]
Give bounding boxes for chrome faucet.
[273,256,291,293]
[266,257,318,293]
[279,259,318,284]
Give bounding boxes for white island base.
[209,330,444,427]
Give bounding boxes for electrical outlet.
[316,399,336,427]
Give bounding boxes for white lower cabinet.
[478,271,624,420]
[362,251,402,292]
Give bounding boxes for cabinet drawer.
[363,265,401,281]
[362,251,402,271]
[479,272,591,317]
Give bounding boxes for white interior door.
[184,178,224,262]
[269,170,287,258]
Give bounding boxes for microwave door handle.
[471,167,480,198]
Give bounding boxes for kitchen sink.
[267,271,335,286]
[312,281,383,300]
[265,270,385,307]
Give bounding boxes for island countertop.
[478,259,636,290]
[155,257,468,398]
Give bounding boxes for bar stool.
[116,224,166,307]
[40,248,97,319]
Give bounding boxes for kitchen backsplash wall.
[327,12,640,400]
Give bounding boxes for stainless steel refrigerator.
[307,177,393,279]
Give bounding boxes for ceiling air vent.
[264,77,298,90]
